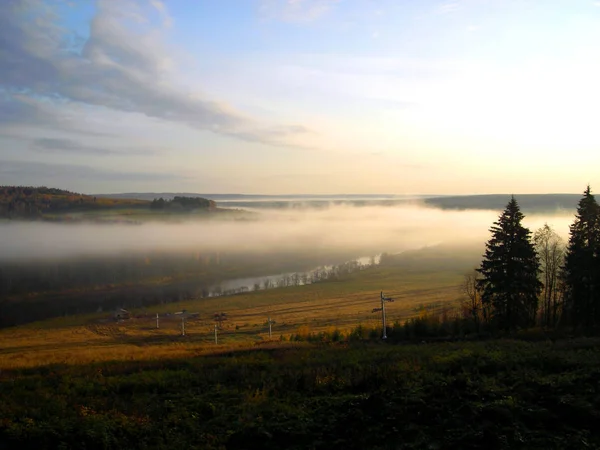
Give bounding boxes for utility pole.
[372,291,394,339]
[267,316,276,339]
[213,312,227,344]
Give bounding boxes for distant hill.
[96,192,581,213]
[0,186,148,219]
[94,193,439,210]
[94,193,427,202]
[0,186,217,220]
[423,194,580,213]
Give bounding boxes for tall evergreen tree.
[477,197,542,331]
[562,186,600,331]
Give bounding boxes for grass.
[0,265,464,369]
[2,339,600,449]
[2,263,600,448]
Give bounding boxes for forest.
[0,250,375,328]
[379,186,600,339]
[0,186,215,220]
[149,196,216,211]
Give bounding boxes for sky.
[1,0,600,195]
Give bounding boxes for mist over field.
[0,204,575,262]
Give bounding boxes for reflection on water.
[214,254,382,296]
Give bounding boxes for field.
[3,337,600,449]
[3,253,600,449]
[0,264,464,369]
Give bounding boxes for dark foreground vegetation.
[2,338,600,449]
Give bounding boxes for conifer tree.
[477,197,542,331]
[563,186,600,330]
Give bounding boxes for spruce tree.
[477,197,542,331]
[563,186,600,331]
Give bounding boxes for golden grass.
[0,266,465,369]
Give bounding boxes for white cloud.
[260,0,340,22]
[435,1,460,14]
[149,0,173,27]
[0,0,311,150]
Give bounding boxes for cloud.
[29,138,158,156]
[230,124,315,149]
[0,160,184,186]
[0,0,309,148]
[435,2,461,14]
[149,0,173,27]
[260,0,340,22]
[0,95,115,137]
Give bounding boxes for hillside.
[94,193,413,201]
[0,186,218,220]
[0,186,147,219]
[424,194,580,213]
[96,192,581,213]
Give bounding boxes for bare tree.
[300,273,309,285]
[291,273,300,286]
[462,269,485,332]
[311,269,321,284]
[534,223,565,328]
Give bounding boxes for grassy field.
[3,261,600,449]
[0,265,465,369]
[2,338,600,449]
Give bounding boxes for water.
[212,254,382,296]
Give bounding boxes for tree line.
[213,258,376,297]
[0,250,374,328]
[0,186,146,219]
[149,196,216,211]
[462,186,600,334]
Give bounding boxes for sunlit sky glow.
[1,0,600,194]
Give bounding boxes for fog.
[0,204,575,261]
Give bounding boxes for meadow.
[0,262,465,369]
[2,337,600,449]
[2,247,600,448]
